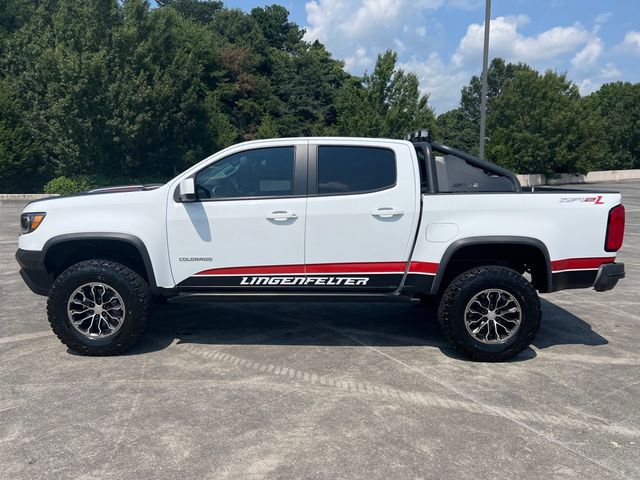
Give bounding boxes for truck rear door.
[303,140,420,292]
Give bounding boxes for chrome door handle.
[267,210,298,221]
[371,208,404,218]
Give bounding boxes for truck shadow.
[132,298,608,362]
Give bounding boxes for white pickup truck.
[16,132,626,361]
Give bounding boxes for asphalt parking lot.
[1,181,639,480]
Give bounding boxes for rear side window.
[318,146,396,195]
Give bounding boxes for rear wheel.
[47,260,150,355]
[437,265,540,362]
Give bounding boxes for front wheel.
[437,265,541,362]
[47,260,150,355]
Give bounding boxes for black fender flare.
[429,236,552,295]
[42,232,158,289]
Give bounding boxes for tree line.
[0,0,638,193]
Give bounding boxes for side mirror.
[179,178,196,202]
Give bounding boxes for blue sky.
[216,0,640,113]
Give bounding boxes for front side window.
[195,147,294,199]
[318,146,396,195]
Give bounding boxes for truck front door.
[167,141,308,290]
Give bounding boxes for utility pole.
[479,0,491,160]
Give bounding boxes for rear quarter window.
[318,146,396,195]
[435,154,516,193]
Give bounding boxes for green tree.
[436,108,478,153]
[334,50,436,138]
[488,70,610,175]
[1,0,122,179]
[270,40,348,136]
[587,82,640,169]
[440,58,534,154]
[461,58,533,125]
[255,114,278,139]
[0,80,46,192]
[105,2,211,177]
[156,0,223,24]
[250,5,303,52]
[0,0,358,191]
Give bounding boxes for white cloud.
[304,2,626,113]
[345,47,374,70]
[577,78,595,94]
[615,31,640,56]
[601,63,621,78]
[303,0,479,113]
[304,0,453,74]
[305,0,445,46]
[571,38,603,70]
[568,15,625,95]
[574,62,621,95]
[412,15,608,112]
[394,38,407,53]
[594,12,612,24]
[400,53,469,114]
[593,12,612,33]
[452,15,591,67]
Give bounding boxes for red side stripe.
[196,261,440,276]
[408,261,439,274]
[551,257,614,272]
[195,262,408,276]
[195,257,614,277]
[196,264,305,275]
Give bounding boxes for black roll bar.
[429,141,522,192]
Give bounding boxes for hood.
[26,183,165,208]
[87,184,164,194]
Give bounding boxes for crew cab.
[15,132,626,361]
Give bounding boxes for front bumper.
[593,262,625,292]
[15,248,52,296]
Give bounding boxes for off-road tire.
[47,260,150,355]
[438,265,541,362]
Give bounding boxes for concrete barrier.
[546,173,587,185]
[586,169,640,183]
[517,169,640,187]
[0,194,59,201]
[516,174,546,187]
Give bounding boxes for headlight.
[20,212,46,234]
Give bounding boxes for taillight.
[605,204,625,252]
